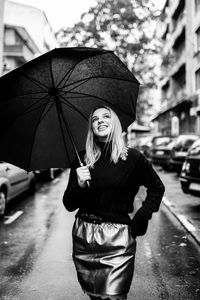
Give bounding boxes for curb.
[162,196,200,246]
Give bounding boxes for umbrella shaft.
[54,96,83,166]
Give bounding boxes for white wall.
[4,1,59,54]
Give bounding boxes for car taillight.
[182,161,190,172]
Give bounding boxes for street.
[0,168,200,300]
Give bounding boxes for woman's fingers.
[77,166,90,176]
[76,166,91,187]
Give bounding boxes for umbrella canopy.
[0,47,139,171]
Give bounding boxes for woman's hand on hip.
[76,165,91,187]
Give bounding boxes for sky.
[12,0,166,32]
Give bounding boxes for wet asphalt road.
[0,170,200,300]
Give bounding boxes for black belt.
[79,213,104,224]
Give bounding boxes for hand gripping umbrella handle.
[79,162,90,188]
[54,97,90,187]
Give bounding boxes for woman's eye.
[104,114,110,119]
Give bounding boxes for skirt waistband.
[79,213,105,224]
[77,212,131,225]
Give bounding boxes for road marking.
[162,196,172,207]
[4,211,24,225]
[177,214,196,232]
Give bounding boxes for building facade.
[3,24,40,73]
[152,0,200,136]
[2,0,59,74]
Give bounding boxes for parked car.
[170,134,198,173]
[130,135,152,158]
[34,168,63,181]
[179,138,200,195]
[0,162,36,218]
[149,135,176,170]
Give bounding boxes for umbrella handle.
[79,162,90,188]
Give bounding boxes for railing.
[3,44,34,62]
[4,44,24,53]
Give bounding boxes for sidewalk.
[156,167,200,246]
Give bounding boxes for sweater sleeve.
[131,153,165,238]
[139,153,165,218]
[63,157,89,212]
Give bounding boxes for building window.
[195,27,200,53]
[195,0,200,12]
[196,68,200,90]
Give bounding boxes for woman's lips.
[98,125,108,131]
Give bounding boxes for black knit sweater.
[63,146,165,236]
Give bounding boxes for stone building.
[152,0,200,136]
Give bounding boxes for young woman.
[63,106,165,300]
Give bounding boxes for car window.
[153,137,174,146]
[188,139,200,156]
[174,136,197,150]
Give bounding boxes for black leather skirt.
[72,216,136,300]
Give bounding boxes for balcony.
[171,12,186,46]
[172,0,185,30]
[172,10,185,34]
[3,44,35,63]
[174,87,187,101]
[172,66,186,102]
[170,48,186,77]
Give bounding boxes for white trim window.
[195,27,200,53]
[196,68,200,91]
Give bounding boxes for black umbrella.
[0,47,139,171]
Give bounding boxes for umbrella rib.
[60,94,89,99]
[57,51,112,90]
[59,90,134,118]
[54,99,72,165]
[1,95,49,120]
[34,98,55,125]
[59,94,88,121]
[20,100,53,117]
[49,56,55,87]
[60,78,92,94]
[0,95,50,150]
[0,91,49,110]
[0,93,49,114]
[27,97,53,170]
[22,74,49,91]
[56,63,79,89]
[60,76,139,91]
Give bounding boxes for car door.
[3,163,29,199]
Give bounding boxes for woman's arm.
[63,158,89,212]
[131,153,165,237]
[140,154,165,215]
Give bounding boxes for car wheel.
[181,182,189,194]
[0,190,7,219]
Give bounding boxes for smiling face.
[91,107,112,142]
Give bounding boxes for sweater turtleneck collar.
[97,140,112,157]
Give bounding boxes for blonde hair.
[85,106,125,167]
